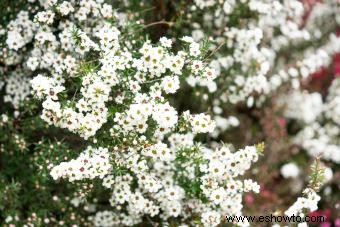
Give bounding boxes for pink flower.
[260,185,273,198]
[333,53,340,77]
[335,218,340,227]
[310,67,328,80]
[321,222,331,227]
[309,209,331,224]
[277,117,286,129]
[245,194,254,204]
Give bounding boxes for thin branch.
[205,41,226,59]
[137,6,156,14]
[142,20,174,29]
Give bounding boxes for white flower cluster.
[283,91,323,124]
[34,10,55,25]
[93,144,261,227]
[188,112,216,134]
[280,162,300,179]
[4,70,31,108]
[296,121,340,164]
[303,1,339,41]
[285,78,340,163]
[285,188,321,217]
[0,1,263,226]
[113,102,178,137]
[50,146,111,182]
[168,133,194,149]
[268,34,340,94]
[93,211,118,227]
[189,0,339,109]
[3,0,338,226]
[211,115,239,138]
[221,27,270,104]
[25,2,216,140]
[32,71,110,139]
[6,11,36,50]
[323,78,340,125]
[193,0,217,10]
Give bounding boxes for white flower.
[201,210,221,227]
[280,163,300,178]
[181,36,194,43]
[285,188,321,217]
[143,142,174,162]
[160,37,172,48]
[243,179,260,193]
[210,187,226,204]
[50,147,111,182]
[323,167,333,182]
[34,10,55,24]
[190,113,216,133]
[208,160,225,178]
[189,42,201,57]
[161,75,180,94]
[223,2,232,14]
[58,1,74,16]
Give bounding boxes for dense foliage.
[0,0,339,226]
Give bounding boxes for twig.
[142,20,174,29]
[72,89,78,102]
[205,41,226,59]
[137,6,156,14]
[141,78,163,84]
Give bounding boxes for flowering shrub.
[0,0,339,226]
[284,77,340,163]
